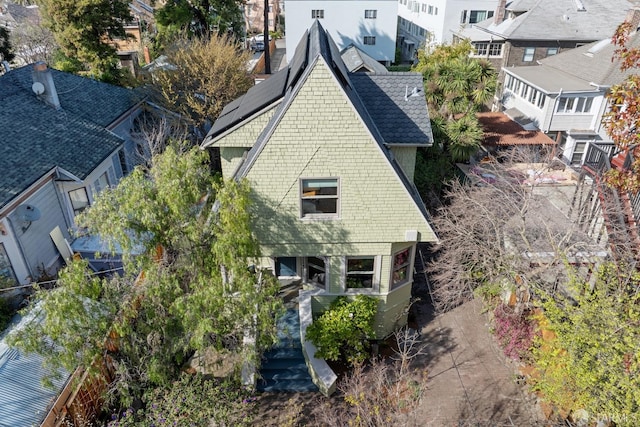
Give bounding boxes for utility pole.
[263,0,271,74]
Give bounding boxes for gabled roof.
[461,0,627,42]
[0,65,142,209]
[204,20,434,224]
[340,44,389,74]
[203,22,433,149]
[538,33,640,86]
[505,31,640,93]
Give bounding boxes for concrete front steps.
[257,309,318,392]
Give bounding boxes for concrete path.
[410,279,546,426]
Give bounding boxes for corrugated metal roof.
[0,313,70,427]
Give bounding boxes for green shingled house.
[202,22,437,350]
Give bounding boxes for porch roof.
[477,112,555,146]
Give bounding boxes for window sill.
[300,215,340,221]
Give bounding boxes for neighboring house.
[499,24,640,165]
[0,62,145,285]
[202,21,437,341]
[453,0,633,106]
[284,1,398,65]
[397,0,498,59]
[0,1,56,68]
[244,0,281,35]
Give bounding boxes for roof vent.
[573,0,586,11]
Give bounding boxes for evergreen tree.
[37,0,132,82]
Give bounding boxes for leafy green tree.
[149,34,253,139]
[9,145,282,406]
[37,0,132,82]
[413,41,496,162]
[155,0,244,38]
[0,27,15,64]
[533,262,640,424]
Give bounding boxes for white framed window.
[311,9,324,19]
[488,43,502,57]
[472,43,502,57]
[523,47,535,62]
[364,9,377,19]
[576,97,593,113]
[391,247,412,290]
[364,36,376,45]
[305,256,327,288]
[556,96,593,114]
[473,43,488,56]
[69,187,90,216]
[547,47,559,56]
[428,5,434,14]
[346,256,375,289]
[301,178,339,218]
[421,3,427,12]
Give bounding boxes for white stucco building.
[397,0,498,59]
[284,0,398,65]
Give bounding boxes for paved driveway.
[410,280,547,426]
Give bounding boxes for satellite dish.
[16,204,41,222]
[32,81,45,95]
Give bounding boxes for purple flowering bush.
[493,304,539,362]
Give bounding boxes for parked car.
[250,34,272,52]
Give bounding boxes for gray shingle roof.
[469,0,628,41]
[506,32,640,92]
[0,65,142,209]
[538,34,640,86]
[351,73,432,145]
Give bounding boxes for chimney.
[31,62,61,110]
[494,0,507,25]
[625,3,640,32]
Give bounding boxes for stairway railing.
[579,142,640,261]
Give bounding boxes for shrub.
[493,304,539,361]
[306,295,378,365]
[107,373,255,426]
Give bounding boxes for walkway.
[409,253,546,426]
